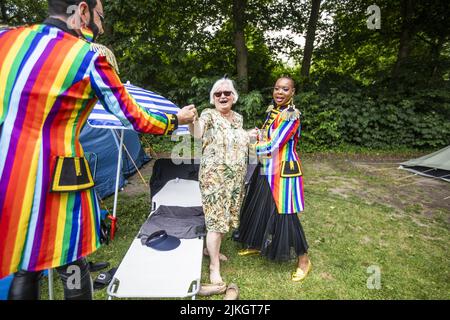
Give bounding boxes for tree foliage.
[1,0,449,149]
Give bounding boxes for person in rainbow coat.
[236,76,312,282]
[0,0,197,299]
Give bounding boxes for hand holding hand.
[247,128,259,142]
[177,104,197,125]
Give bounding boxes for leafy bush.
[297,91,342,151]
[145,77,450,152]
[297,86,450,150]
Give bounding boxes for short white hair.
[209,78,239,105]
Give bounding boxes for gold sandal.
[291,261,312,282]
[237,248,260,256]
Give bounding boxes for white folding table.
[107,179,204,299]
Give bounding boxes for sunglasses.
[95,9,105,23]
[214,91,232,98]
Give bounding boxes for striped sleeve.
[256,118,300,155]
[89,54,177,135]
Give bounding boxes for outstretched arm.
[90,54,195,135]
[256,118,300,155]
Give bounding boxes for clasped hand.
[247,127,259,142]
[177,104,198,125]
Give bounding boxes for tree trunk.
[300,0,322,81]
[233,0,248,93]
[392,0,414,77]
[430,36,445,80]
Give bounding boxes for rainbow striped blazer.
[0,24,177,278]
[256,105,305,214]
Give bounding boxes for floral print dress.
[197,108,249,233]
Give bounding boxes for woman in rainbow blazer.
[0,0,196,299]
[236,76,311,282]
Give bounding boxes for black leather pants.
[8,258,93,300]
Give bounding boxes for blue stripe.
[283,178,289,213]
[87,119,189,133]
[88,119,122,126]
[72,49,95,84]
[67,193,81,263]
[293,178,301,212]
[20,145,44,268]
[124,85,177,106]
[91,189,101,246]
[134,98,176,108]
[89,82,181,130]
[91,108,177,115]
[125,88,166,98]
[4,26,51,117]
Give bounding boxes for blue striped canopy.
[88,82,189,134]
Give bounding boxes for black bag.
[280,160,303,177]
[51,156,95,192]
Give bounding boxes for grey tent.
[399,146,450,182]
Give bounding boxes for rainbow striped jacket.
[0,24,176,278]
[256,105,305,214]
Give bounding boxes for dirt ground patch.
[320,158,450,219]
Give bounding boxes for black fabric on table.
[139,205,206,240]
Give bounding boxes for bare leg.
[297,254,310,272]
[203,248,228,261]
[206,231,224,284]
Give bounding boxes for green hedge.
[149,77,449,152]
[298,87,450,150]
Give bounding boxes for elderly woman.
[189,77,251,285]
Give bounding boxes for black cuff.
[164,113,178,135]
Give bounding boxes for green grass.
[41,155,450,300]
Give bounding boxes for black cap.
[143,230,181,251]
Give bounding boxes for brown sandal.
[223,283,239,300]
[198,282,227,296]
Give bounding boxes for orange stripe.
[272,154,280,211]
[0,28,21,66]
[49,45,81,157]
[37,188,61,268]
[272,117,283,213]
[40,109,77,266]
[55,79,91,156]
[0,31,58,270]
[9,34,76,173]
[73,82,95,155]
[2,35,78,271]
[6,36,76,211]
[45,76,93,260]
[75,100,95,155]
[99,63,166,134]
[80,191,92,254]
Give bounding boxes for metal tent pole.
[110,128,124,239]
[48,269,54,300]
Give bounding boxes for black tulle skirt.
[235,165,308,261]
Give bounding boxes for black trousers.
[8,258,92,300]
